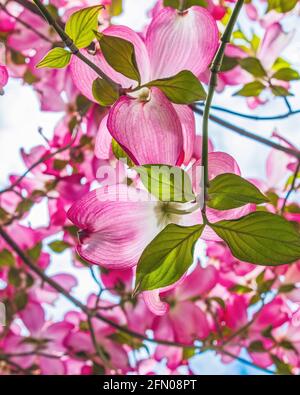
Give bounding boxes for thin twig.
[0,354,32,374]
[195,103,300,121]
[0,128,78,195]
[0,3,56,44]
[0,227,280,374]
[0,226,201,350]
[215,348,275,375]
[192,106,300,159]
[87,315,112,369]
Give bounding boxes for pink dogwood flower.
[0,63,8,94]
[71,7,218,165]
[67,150,251,274]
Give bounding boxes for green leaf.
[182,347,195,360]
[257,278,275,294]
[76,95,92,116]
[14,291,28,311]
[109,332,143,350]
[210,212,300,266]
[92,77,119,107]
[272,57,290,72]
[229,284,253,294]
[53,159,68,171]
[0,249,15,267]
[111,139,134,167]
[0,207,10,221]
[16,198,34,215]
[135,164,196,202]
[27,243,42,262]
[94,31,141,83]
[163,0,207,9]
[8,267,21,287]
[279,340,297,351]
[208,297,225,309]
[249,294,261,306]
[163,0,180,8]
[267,0,298,13]
[272,68,300,81]
[184,0,207,8]
[49,240,71,253]
[271,85,293,97]
[271,355,293,375]
[234,81,265,97]
[65,5,103,48]
[110,0,123,16]
[146,70,206,104]
[239,57,266,78]
[248,340,265,353]
[36,48,71,69]
[278,284,296,293]
[220,56,239,72]
[135,224,204,292]
[207,173,269,210]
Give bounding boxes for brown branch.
[13,0,42,17]
[0,128,78,195]
[0,226,201,350]
[0,3,55,44]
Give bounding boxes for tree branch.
[31,0,120,90]
[193,106,300,159]
[0,226,201,350]
[195,103,300,121]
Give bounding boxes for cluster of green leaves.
[37,5,104,69]
[0,244,42,316]
[233,56,299,98]
[267,0,298,13]
[134,168,300,293]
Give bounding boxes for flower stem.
[201,0,245,214]
[32,0,120,91]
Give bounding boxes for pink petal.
[192,135,214,161]
[173,104,196,165]
[46,274,78,293]
[143,290,169,316]
[258,23,294,70]
[67,185,160,269]
[146,6,219,79]
[19,301,45,336]
[266,148,291,190]
[0,64,8,88]
[40,356,66,375]
[175,264,218,301]
[70,25,151,102]
[95,114,112,159]
[108,88,184,165]
[143,274,187,316]
[170,301,209,342]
